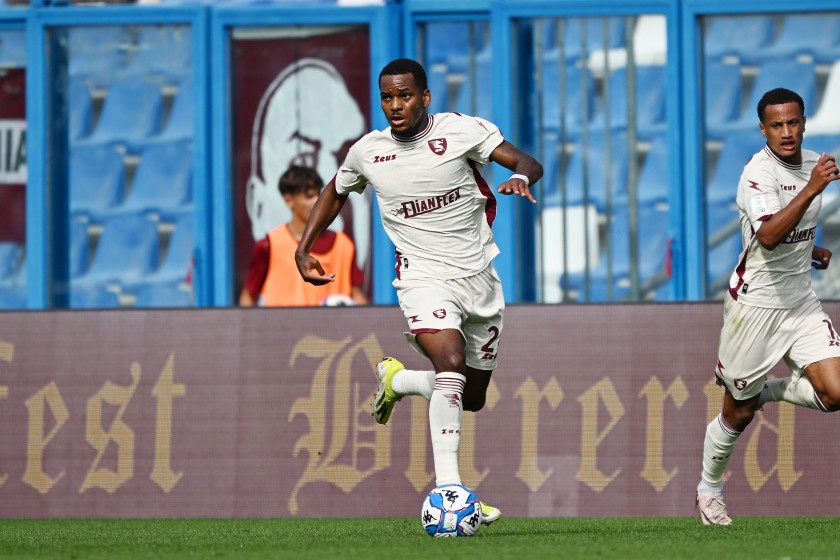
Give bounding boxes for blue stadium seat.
[706,197,741,288]
[0,29,26,68]
[108,141,192,221]
[134,283,193,308]
[69,144,126,222]
[149,79,194,144]
[589,65,666,139]
[753,13,840,65]
[706,132,762,205]
[424,22,472,67]
[73,214,159,288]
[562,202,669,302]
[637,135,670,204]
[0,284,26,309]
[125,25,192,84]
[0,242,22,280]
[703,15,776,64]
[132,213,194,290]
[68,26,132,89]
[451,48,492,118]
[703,62,743,139]
[543,132,629,211]
[69,79,93,141]
[79,77,164,153]
[70,285,120,309]
[559,17,627,62]
[69,217,90,278]
[719,60,816,134]
[806,61,840,137]
[427,65,449,114]
[540,52,595,138]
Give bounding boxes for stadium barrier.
[0,302,837,518]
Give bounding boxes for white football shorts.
[395,264,504,371]
[715,293,840,400]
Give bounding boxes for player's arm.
[756,153,839,250]
[489,140,543,204]
[295,178,348,286]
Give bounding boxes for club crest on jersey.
[428,138,447,155]
[734,379,748,391]
[433,309,447,319]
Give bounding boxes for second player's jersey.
[335,112,504,281]
[728,145,821,308]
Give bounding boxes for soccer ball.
[421,484,482,538]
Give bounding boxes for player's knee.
[726,408,755,432]
[437,354,466,374]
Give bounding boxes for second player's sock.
[700,413,741,487]
[762,377,829,411]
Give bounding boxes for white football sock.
[391,368,435,400]
[762,377,828,411]
[429,372,466,486]
[701,413,741,486]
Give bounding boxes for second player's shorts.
[394,264,504,370]
[715,293,840,400]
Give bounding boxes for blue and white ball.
[421,484,482,537]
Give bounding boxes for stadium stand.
[134,282,193,308]
[589,65,667,139]
[148,78,194,144]
[543,132,629,211]
[752,13,840,64]
[77,76,164,153]
[107,141,193,221]
[69,79,94,141]
[0,29,25,68]
[69,284,121,309]
[69,216,90,278]
[717,59,817,134]
[702,15,776,64]
[587,14,666,72]
[0,242,22,281]
[124,25,192,84]
[703,62,743,140]
[129,212,194,292]
[67,26,132,89]
[540,51,595,139]
[804,60,840,136]
[72,213,160,290]
[69,144,127,223]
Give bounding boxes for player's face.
[760,102,806,165]
[379,73,430,138]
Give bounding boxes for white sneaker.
[696,490,732,526]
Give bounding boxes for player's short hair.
[278,165,323,197]
[379,58,428,91]
[757,88,805,122]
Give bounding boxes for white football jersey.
[335,112,505,281]
[728,145,821,308]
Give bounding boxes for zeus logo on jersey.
[400,187,461,219]
[373,154,396,163]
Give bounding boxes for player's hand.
[497,177,537,204]
[295,252,336,285]
[809,153,840,191]
[812,246,832,270]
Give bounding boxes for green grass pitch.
[0,517,838,559]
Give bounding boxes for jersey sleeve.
[335,141,368,195]
[738,166,781,230]
[466,116,505,164]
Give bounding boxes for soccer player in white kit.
[295,58,543,525]
[697,88,840,525]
